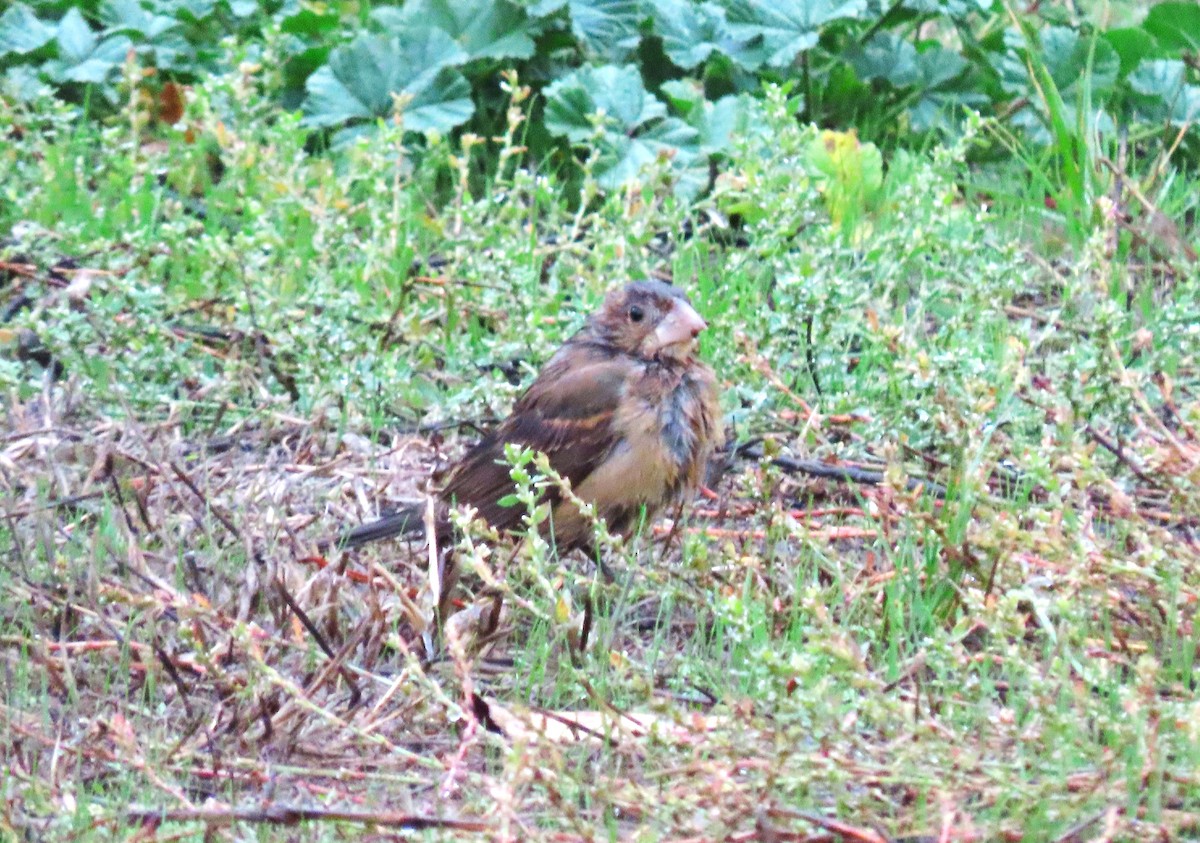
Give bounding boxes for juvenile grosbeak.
[340,280,722,555]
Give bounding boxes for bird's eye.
[629,305,644,323]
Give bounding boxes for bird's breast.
[576,363,718,511]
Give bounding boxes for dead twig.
[127,804,490,832]
[741,444,947,497]
[1085,423,1162,488]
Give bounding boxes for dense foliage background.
[3,0,1198,213]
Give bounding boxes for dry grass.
[4,365,1200,840]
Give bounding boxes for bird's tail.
[333,502,426,549]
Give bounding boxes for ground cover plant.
[3,0,1199,200]
[3,2,1200,842]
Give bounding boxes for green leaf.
[0,3,56,57]
[905,48,980,131]
[845,33,974,131]
[1142,2,1200,54]
[1128,59,1200,127]
[662,80,764,153]
[652,0,748,70]
[229,0,258,17]
[804,128,883,233]
[544,64,699,190]
[722,0,866,69]
[528,0,568,15]
[545,63,664,141]
[279,8,340,36]
[99,0,179,39]
[2,65,54,100]
[914,45,968,88]
[1102,27,1159,77]
[1044,27,1118,96]
[371,0,537,62]
[159,0,223,21]
[566,0,645,61]
[45,8,133,85]
[1128,58,1185,98]
[901,0,992,17]
[301,32,474,135]
[56,8,97,62]
[597,116,699,188]
[999,26,1119,100]
[906,90,983,132]
[848,33,918,86]
[659,77,706,113]
[137,32,196,71]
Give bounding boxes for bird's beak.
[650,298,707,355]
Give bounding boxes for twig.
[654,525,877,542]
[273,577,362,708]
[743,445,947,497]
[1084,423,1160,487]
[169,460,240,537]
[2,491,106,517]
[127,805,490,832]
[0,259,38,277]
[1052,807,1116,843]
[765,807,892,843]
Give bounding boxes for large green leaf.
[905,47,981,131]
[847,33,919,86]
[371,0,537,62]
[97,0,200,71]
[527,0,568,15]
[545,63,664,141]
[156,0,224,21]
[721,0,866,69]
[279,7,340,37]
[900,0,992,18]
[844,34,975,131]
[544,64,699,190]
[999,26,1119,100]
[2,65,54,100]
[1142,2,1200,54]
[0,4,56,57]
[652,0,752,70]
[1129,59,1200,127]
[301,32,474,135]
[660,79,764,154]
[565,0,645,61]
[1047,27,1118,95]
[907,51,984,131]
[1102,27,1159,78]
[98,0,179,40]
[44,8,133,85]
[914,46,968,89]
[598,118,699,187]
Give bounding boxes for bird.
[336,280,723,561]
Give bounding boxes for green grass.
[2,76,1199,842]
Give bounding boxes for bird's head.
[589,281,708,362]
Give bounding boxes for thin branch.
[127,805,490,832]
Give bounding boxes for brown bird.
[338,280,723,558]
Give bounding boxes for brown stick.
[169,460,240,537]
[127,805,490,832]
[1084,423,1160,487]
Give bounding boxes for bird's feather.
[441,345,637,533]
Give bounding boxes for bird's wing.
[440,347,637,532]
